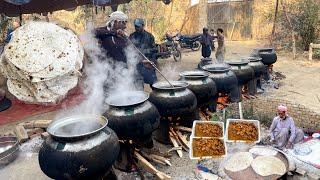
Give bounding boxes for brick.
[307,173,320,180]
[27,128,45,137]
[14,125,28,143]
[29,133,41,139]
[295,168,306,176]
[41,132,50,139]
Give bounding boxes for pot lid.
[105,91,149,107]
[152,81,188,90]
[226,60,249,66]
[243,57,262,62]
[180,70,209,79]
[202,63,231,73]
[47,115,108,140]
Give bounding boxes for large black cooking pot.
[104,91,160,141]
[198,57,213,69]
[39,115,120,180]
[179,70,217,107]
[246,57,266,78]
[227,60,254,86]
[150,81,197,143]
[251,48,277,65]
[202,63,240,102]
[149,81,197,117]
[202,63,238,92]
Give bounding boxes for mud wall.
[224,97,320,131]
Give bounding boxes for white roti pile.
[0,21,83,104]
[224,152,254,172]
[249,147,278,156]
[251,156,286,176]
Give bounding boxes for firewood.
[150,154,172,166]
[169,132,183,157]
[33,120,52,128]
[41,132,50,139]
[151,158,166,166]
[173,126,192,133]
[169,128,188,151]
[14,125,28,143]
[167,147,182,153]
[29,133,41,139]
[27,128,45,137]
[23,122,35,129]
[175,131,190,150]
[138,150,167,166]
[23,120,52,129]
[200,111,209,121]
[134,151,171,180]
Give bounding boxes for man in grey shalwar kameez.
[269,105,304,149]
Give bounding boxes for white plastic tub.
[189,137,227,160]
[191,120,225,138]
[226,119,260,144]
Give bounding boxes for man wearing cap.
[269,105,304,149]
[129,18,157,86]
[95,11,153,91]
[95,11,130,64]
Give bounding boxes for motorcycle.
[155,34,182,62]
[175,32,202,51]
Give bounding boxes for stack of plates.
[0,21,83,104]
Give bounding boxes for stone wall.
[223,97,320,131]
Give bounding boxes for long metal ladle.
[126,38,175,88]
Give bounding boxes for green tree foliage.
[292,0,320,50]
[273,0,320,51]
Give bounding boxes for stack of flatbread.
[0,21,83,104]
[223,148,287,179]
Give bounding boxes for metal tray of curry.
[189,137,227,159]
[226,119,260,143]
[192,121,224,138]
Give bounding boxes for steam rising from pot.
[54,22,143,135]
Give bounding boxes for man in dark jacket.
[129,18,157,86]
[95,11,130,64]
[200,27,214,58]
[95,11,153,92]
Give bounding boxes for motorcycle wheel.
[173,49,182,62]
[191,41,201,51]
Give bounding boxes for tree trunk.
[167,0,174,28]
[281,0,296,59]
[292,30,296,59]
[270,0,279,45]
[179,1,191,32]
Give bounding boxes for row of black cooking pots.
[37,56,269,179]
[199,56,270,96]
[36,81,204,179]
[36,72,219,179]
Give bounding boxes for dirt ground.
[0,40,319,179]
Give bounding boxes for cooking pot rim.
[105,91,149,107]
[152,81,188,90]
[47,115,108,141]
[179,70,209,79]
[200,57,213,61]
[202,64,231,73]
[244,57,262,62]
[226,60,249,66]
